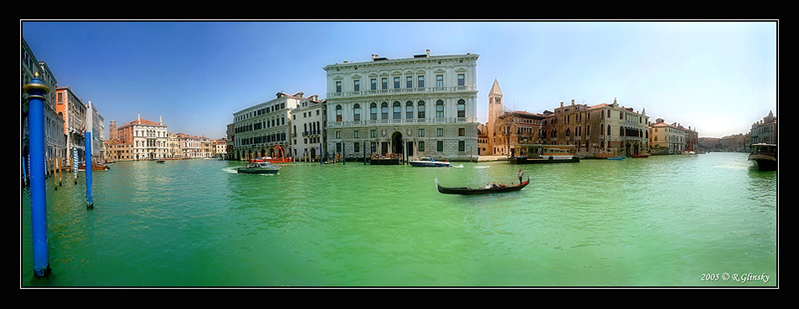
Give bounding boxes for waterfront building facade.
[324,50,480,161]
[111,115,168,160]
[494,111,546,156]
[225,123,235,160]
[749,110,777,145]
[105,140,134,161]
[175,133,203,158]
[167,133,181,158]
[649,118,686,154]
[86,101,106,161]
[231,91,302,161]
[542,98,650,158]
[54,87,87,160]
[477,123,488,155]
[212,138,227,158]
[291,94,326,161]
[22,38,65,166]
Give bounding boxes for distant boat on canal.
[369,153,403,165]
[78,161,110,171]
[511,144,580,164]
[237,161,281,174]
[607,156,627,160]
[748,143,777,171]
[435,178,529,195]
[409,157,451,167]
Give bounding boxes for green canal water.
[20,152,778,287]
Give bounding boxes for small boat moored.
[607,156,627,160]
[435,177,529,195]
[78,161,110,171]
[409,157,451,167]
[748,143,777,171]
[237,161,282,174]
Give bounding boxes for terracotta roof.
[120,118,163,127]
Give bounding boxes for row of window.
[235,116,287,134]
[335,74,466,93]
[134,129,166,138]
[546,125,648,138]
[333,128,468,139]
[237,133,288,146]
[552,108,648,125]
[235,102,287,122]
[335,100,466,121]
[336,140,468,153]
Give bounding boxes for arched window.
[607,125,612,136]
[353,104,361,121]
[417,101,426,119]
[406,101,414,119]
[436,100,444,118]
[457,99,465,118]
[370,103,377,120]
[381,102,389,119]
[393,101,401,119]
[335,105,342,122]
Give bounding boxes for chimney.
[426,49,430,57]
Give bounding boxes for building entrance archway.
[392,131,403,155]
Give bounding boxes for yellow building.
[542,98,650,158]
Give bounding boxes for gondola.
[435,177,529,195]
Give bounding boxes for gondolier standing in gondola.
[518,169,524,184]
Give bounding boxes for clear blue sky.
[21,20,777,139]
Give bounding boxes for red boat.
[632,153,651,158]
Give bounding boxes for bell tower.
[487,78,503,155]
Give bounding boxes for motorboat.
[435,178,529,195]
[748,143,777,171]
[607,156,627,160]
[77,162,110,171]
[237,161,281,174]
[409,157,451,167]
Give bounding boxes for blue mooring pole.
[84,131,94,209]
[24,72,52,279]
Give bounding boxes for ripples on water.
[21,153,777,287]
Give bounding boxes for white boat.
[408,157,451,167]
[237,161,282,174]
[748,143,776,171]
